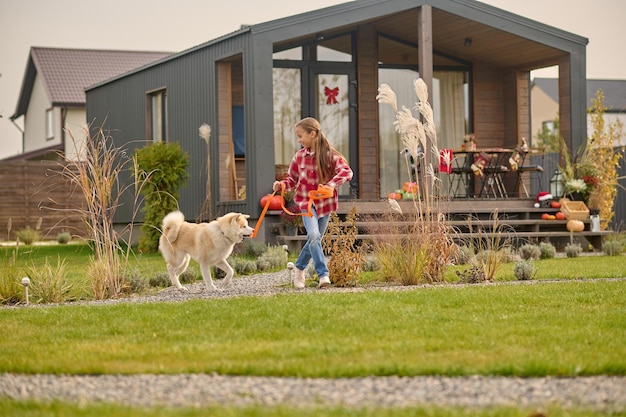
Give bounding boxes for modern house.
[531,78,626,147]
[85,0,590,239]
[8,47,171,161]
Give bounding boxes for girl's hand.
[273,181,282,192]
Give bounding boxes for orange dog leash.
[250,183,334,238]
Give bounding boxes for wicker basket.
[559,198,589,220]
[275,164,289,180]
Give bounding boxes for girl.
[273,117,353,289]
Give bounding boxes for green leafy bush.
[135,142,189,253]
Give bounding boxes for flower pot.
[567,192,585,202]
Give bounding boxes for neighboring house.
[531,78,626,147]
[7,47,171,161]
[85,0,590,236]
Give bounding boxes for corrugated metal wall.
[86,35,250,224]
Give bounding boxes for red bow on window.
[324,86,339,105]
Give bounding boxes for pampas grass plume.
[376,84,398,112]
[199,124,211,143]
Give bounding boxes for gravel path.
[2,270,625,412]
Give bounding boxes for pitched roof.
[11,47,172,119]
[533,77,626,112]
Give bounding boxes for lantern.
[550,170,563,198]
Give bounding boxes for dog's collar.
[221,230,237,243]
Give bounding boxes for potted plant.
[279,191,303,235]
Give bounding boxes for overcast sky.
[1,0,623,159]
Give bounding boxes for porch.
[267,197,612,253]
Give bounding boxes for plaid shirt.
[281,148,353,218]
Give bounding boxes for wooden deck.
[266,198,613,251]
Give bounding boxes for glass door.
[311,70,357,198]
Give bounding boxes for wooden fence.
[0,160,87,241]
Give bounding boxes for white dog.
[158,211,253,290]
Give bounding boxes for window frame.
[146,87,168,142]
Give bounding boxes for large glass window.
[273,68,302,165]
[378,68,420,197]
[378,69,469,198]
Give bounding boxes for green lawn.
[1,244,625,416]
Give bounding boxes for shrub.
[56,232,71,244]
[452,244,474,265]
[0,250,22,304]
[565,243,582,258]
[518,243,541,260]
[231,258,258,275]
[257,245,288,271]
[322,208,364,287]
[456,264,485,284]
[16,226,40,245]
[241,240,267,258]
[149,272,170,288]
[124,269,148,293]
[135,141,189,253]
[24,257,77,304]
[180,267,200,284]
[514,259,536,280]
[539,242,556,259]
[499,246,517,263]
[362,255,380,272]
[602,240,624,256]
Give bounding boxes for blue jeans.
[296,207,330,278]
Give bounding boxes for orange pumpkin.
[387,192,403,200]
[260,194,283,210]
[403,182,418,194]
[566,219,585,232]
[555,212,566,220]
[550,201,561,209]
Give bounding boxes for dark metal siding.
[87,35,250,223]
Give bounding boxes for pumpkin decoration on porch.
[566,219,585,232]
[259,194,284,210]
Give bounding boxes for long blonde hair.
[296,117,346,184]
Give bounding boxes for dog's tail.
[161,211,185,244]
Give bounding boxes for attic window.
[45,108,54,140]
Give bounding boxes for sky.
[1,0,624,159]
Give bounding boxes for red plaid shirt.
[281,148,353,218]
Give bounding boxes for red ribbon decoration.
[324,86,339,105]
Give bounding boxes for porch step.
[275,230,612,251]
[268,198,612,251]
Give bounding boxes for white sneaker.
[317,276,331,288]
[293,269,305,289]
